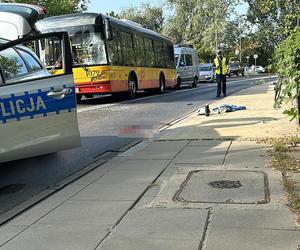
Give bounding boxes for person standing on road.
[214,49,229,97]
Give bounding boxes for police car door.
[0,32,80,162]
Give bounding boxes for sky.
[88,1,248,16]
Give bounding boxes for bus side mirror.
[104,18,113,41]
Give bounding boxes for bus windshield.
[67,26,107,66]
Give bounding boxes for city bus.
[35,13,177,100]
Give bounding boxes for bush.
[275,29,300,120]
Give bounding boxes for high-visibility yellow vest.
[214,57,228,75]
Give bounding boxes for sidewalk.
[0,81,300,250]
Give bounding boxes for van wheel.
[127,76,137,99]
[175,78,181,90]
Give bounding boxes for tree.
[163,0,240,61]
[119,3,164,33]
[244,0,300,66]
[3,0,89,16]
[275,29,300,121]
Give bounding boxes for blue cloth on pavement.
[212,104,246,113]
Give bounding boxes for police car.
[0,4,80,163]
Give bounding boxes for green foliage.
[118,3,164,33]
[4,0,89,16]
[244,0,300,67]
[162,0,241,61]
[275,30,300,121]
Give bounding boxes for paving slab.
[105,159,170,171]
[170,163,224,169]
[0,225,26,247]
[94,168,163,184]
[71,183,148,201]
[109,208,209,241]
[124,140,188,160]
[181,145,229,154]
[98,236,200,250]
[229,141,269,150]
[37,200,132,226]
[205,227,300,250]
[175,170,268,204]
[1,224,109,250]
[188,140,231,148]
[173,146,226,164]
[159,84,298,141]
[210,208,297,230]
[225,154,269,169]
[9,184,86,226]
[148,166,285,210]
[75,159,169,185]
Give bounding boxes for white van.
[174,45,199,89]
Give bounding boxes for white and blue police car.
[0,5,81,162]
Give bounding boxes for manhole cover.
[174,170,269,204]
[208,180,242,189]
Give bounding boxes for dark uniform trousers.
[216,73,226,96]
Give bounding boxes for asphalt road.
[0,75,276,224]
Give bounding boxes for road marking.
[78,75,277,114]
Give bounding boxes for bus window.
[135,35,145,67]
[121,31,135,66]
[154,41,164,68]
[107,27,123,65]
[144,38,155,67]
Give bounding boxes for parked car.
[228,63,244,77]
[198,63,215,82]
[254,65,265,73]
[174,45,199,89]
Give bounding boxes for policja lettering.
[0,96,47,117]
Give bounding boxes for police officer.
[214,49,229,97]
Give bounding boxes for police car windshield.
[67,26,107,66]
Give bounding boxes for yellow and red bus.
[35,13,177,100]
